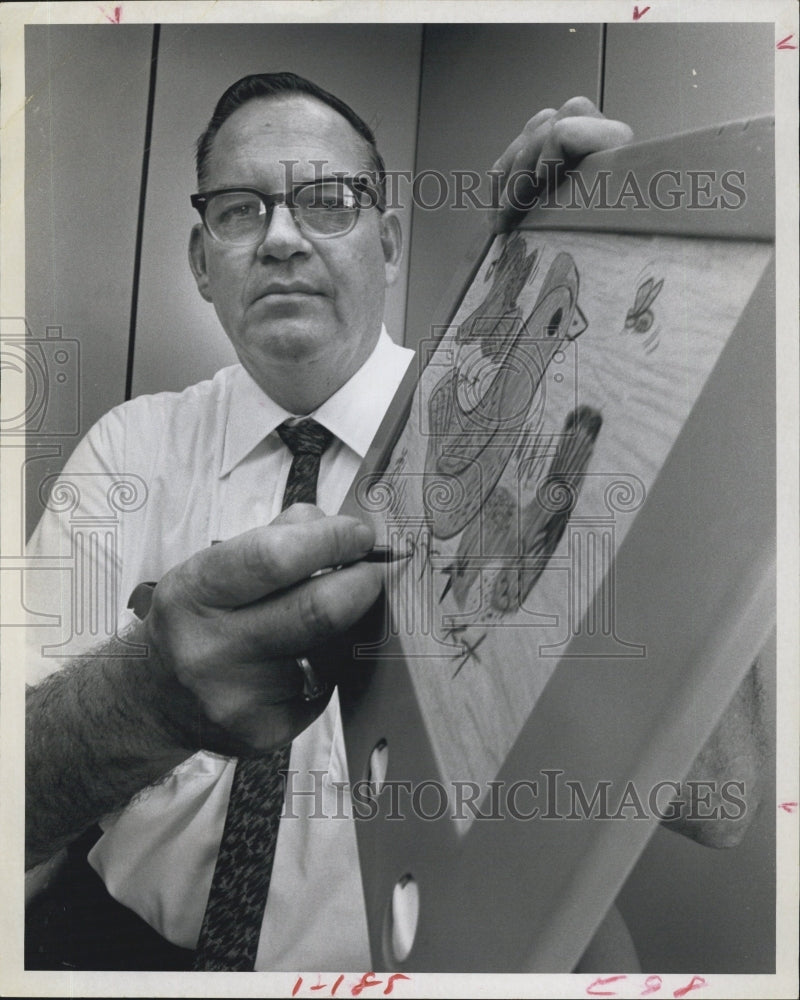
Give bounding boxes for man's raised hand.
[491,96,634,231]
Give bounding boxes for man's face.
[189,94,401,409]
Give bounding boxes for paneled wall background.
[24,21,775,972]
[24,25,153,533]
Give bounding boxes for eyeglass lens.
[205,181,360,244]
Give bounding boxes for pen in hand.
[128,541,416,618]
[360,544,414,563]
[326,541,414,576]
[207,538,414,569]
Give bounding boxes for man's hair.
[195,71,386,207]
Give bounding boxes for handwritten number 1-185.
[292,972,411,997]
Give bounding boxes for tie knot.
[276,419,333,458]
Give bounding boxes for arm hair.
[25,624,199,870]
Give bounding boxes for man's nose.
[255,203,312,260]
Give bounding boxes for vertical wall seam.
[125,24,161,401]
[597,23,608,113]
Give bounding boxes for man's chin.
[241,324,337,368]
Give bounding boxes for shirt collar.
[220,327,414,477]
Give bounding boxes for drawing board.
[339,117,776,972]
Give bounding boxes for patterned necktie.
[193,418,333,970]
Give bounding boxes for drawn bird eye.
[545,307,563,336]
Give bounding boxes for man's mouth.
[258,282,325,298]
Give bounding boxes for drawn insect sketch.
[625,276,664,334]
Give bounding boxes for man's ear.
[188,224,213,303]
[380,211,403,287]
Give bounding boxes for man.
[24,72,758,972]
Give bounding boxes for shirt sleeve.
[24,404,149,684]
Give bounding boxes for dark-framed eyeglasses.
[190,176,383,246]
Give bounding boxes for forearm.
[25,622,197,869]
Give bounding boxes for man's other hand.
[145,505,382,755]
[491,96,634,232]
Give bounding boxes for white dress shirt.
[25,328,414,969]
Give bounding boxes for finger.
[544,116,634,163]
[490,107,557,178]
[524,106,563,131]
[549,95,604,124]
[181,516,376,608]
[492,116,557,198]
[533,128,571,192]
[269,503,326,526]
[531,97,607,178]
[227,560,384,657]
[196,651,308,707]
[497,144,542,216]
[488,154,538,234]
[488,111,558,232]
